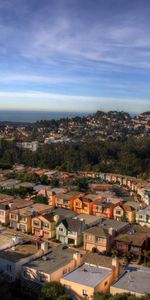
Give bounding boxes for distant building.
[16,141,39,152]
[136,206,150,228]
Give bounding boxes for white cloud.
[0,91,149,113]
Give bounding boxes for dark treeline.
[0,137,149,178]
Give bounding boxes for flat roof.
[62,263,112,288]
[112,265,150,295]
[0,241,37,262]
[0,232,15,247]
[11,203,51,216]
[52,207,77,218]
[74,214,100,225]
[24,245,77,274]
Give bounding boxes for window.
[11,214,17,220]
[7,265,12,272]
[33,220,40,226]
[0,211,4,216]
[139,215,143,219]
[83,290,88,296]
[116,210,121,215]
[43,222,49,229]
[20,216,27,222]
[39,273,48,283]
[59,227,63,232]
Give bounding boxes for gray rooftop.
[24,245,77,274]
[100,218,128,231]
[137,206,150,216]
[52,207,77,218]
[33,185,51,192]
[63,263,112,288]
[73,214,100,226]
[112,265,150,295]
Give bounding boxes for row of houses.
[0,231,150,298]
[78,171,150,205]
[36,187,137,222]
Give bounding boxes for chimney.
[73,252,82,267]
[112,257,120,281]
[41,241,49,254]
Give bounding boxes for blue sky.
[0,0,150,113]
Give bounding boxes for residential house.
[83,218,129,254]
[22,245,82,287]
[0,197,33,225]
[115,225,150,258]
[136,206,150,228]
[110,265,150,297]
[0,236,48,282]
[83,226,111,253]
[61,257,120,299]
[32,214,56,239]
[55,192,83,210]
[9,203,52,233]
[93,198,122,218]
[113,204,135,223]
[0,203,10,225]
[56,218,85,246]
[73,194,102,215]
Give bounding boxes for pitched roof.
[83,252,112,268]
[0,203,10,210]
[41,213,55,222]
[59,218,83,232]
[83,226,109,238]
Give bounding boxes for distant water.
[0,110,88,123]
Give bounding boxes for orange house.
[55,192,83,210]
[93,198,122,219]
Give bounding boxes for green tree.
[39,281,66,300]
[34,195,48,205]
[76,177,89,192]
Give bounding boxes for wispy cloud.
[0,0,150,111]
[0,91,149,113]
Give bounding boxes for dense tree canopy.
[0,137,149,178]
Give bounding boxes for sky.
[0,0,150,113]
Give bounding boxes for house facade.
[9,204,52,233]
[83,226,111,253]
[136,206,150,228]
[56,218,85,246]
[32,214,56,239]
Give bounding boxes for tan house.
[83,226,111,253]
[0,203,10,225]
[61,256,120,299]
[22,245,82,286]
[110,264,150,297]
[32,214,56,239]
[9,203,52,233]
[113,204,135,223]
[0,198,33,225]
